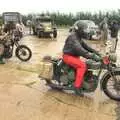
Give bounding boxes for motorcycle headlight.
[46,27,51,30]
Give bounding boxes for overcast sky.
[0,0,120,14]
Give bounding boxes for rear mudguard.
[100,67,120,90]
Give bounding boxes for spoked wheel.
[15,45,32,61]
[102,71,120,101]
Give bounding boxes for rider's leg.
[63,54,87,90]
[0,55,5,64]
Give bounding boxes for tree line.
[22,9,120,26]
[1,9,120,26]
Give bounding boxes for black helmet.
[73,20,88,38]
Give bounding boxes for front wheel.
[102,71,120,101]
[15,45,32,61]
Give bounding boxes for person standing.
[100,17,109,45]
[0,32,8,64]
[109,20,119,52]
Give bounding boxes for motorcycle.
[0,31,32,61]
[40,53,120,101]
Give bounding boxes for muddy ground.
[0,29,118,120]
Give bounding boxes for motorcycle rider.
[63,21,101,95]
[0,43,4,64]
[0,33,7,64]
[0,21,14,64]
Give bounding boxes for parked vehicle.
[32,16,57,38]
[2,12,22,24]
[2,12,24,38]
[39,53,120,101]
[69,20,99,40]
[0,31,32,61]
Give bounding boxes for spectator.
[99,17,109,45]
[109,20,119,52]
[0,32,9,64]
[110,20,119,38]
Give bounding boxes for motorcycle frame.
[4,35,20,58]
[52,59,120,91]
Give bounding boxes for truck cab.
[2,12,24,38]
[32,16,57,38]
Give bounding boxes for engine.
[3,40,13,58]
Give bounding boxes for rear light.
[103,56,110,65]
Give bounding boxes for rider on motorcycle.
[0,44,4,64]
[0,22,13,64]
[0,32,9,64]
[63,21,101,94]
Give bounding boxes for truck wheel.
[38,31,44,38]
[33,31,37,35]
[53,31,57,38]
[37,31,40,37]
[32,27,37,35]
[37,31,42,38]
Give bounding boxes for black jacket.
[63,32,98,59]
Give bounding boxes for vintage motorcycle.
[40,53,120,101]
[0,31,32,61]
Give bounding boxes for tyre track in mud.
[0,81,116,118]
[115,102,120,120]
[0,65,117,119]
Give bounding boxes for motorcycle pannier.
[39,61,53,80]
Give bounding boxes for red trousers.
[63,54,87,88]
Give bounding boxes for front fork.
[108,65,118,83]
[100,65,118,90]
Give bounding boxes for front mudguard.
[100,67,120,90]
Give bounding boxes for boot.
[74,87,84,96]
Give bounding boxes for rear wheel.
[102,71,120,101]
[15,45,32,61]
[37,31,41,38]
[53,30,57,38]
[39,31,44,38]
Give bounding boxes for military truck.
[2,12,24,38]
[32,16,57,38]
[2,12,22,24]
